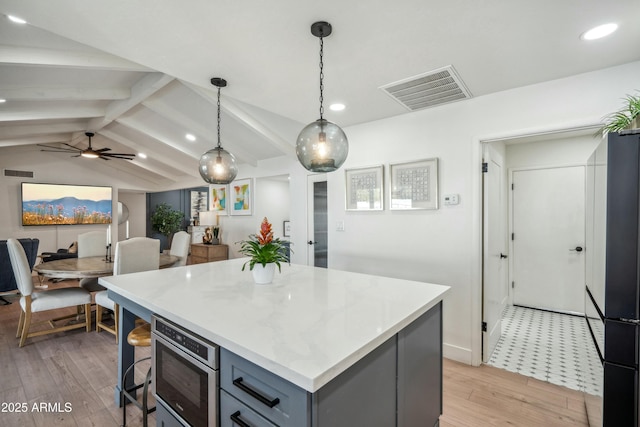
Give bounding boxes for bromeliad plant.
[238,217,290,271]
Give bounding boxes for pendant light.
[296,21,348,172]
[199,77,238,184]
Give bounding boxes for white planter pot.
[252,263,276,285]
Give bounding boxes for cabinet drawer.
[190,245,208,258]
[220,348,309,427]
[220,390,277,427]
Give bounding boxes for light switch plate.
[443,194,460,205]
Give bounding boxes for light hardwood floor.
[0,279,588,426]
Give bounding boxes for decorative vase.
[252,263,275,285]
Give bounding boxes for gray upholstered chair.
[7,238,91,347]
[78,230,108,293]
[95,237,160,340]
[168,231,190,267]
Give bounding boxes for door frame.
[306,173,327,266]
[471,123,600,366]
[482,143,508,363]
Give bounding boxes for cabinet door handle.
[230,410,252,427]
[233,377,280,408]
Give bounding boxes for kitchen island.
[99,258,449,427]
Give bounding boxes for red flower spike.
[257,217,273,245]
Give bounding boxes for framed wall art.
[209,184,229,215]
[190,190,208,220]
[345,165,384,211]
[230,178,253,216]
[389,158,439,210]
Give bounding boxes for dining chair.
[7,238,92,347]
[95,237,160,340]
[168,231,190,266]
[78,230,108,293]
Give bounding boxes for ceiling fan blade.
[61,143,83,151]
[103,154,135,160]
[95,148,111,152]
[37,144,79,153]
[103,153,136,157]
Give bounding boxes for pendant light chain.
[319,35,324,120]
[216,86,222,149]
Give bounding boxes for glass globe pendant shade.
[198,146,238,184]
[296,119,348,172]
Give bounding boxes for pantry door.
[511,166,585,314]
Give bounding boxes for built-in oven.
[152,314,219,427]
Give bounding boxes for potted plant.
[150,203,184,249]
[237,217,290,284]
[598,92,640,137]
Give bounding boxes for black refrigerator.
[585,129,640,426]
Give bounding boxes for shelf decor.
[230,178,252,216]
[390,158,439,210]
[345,165,384,211]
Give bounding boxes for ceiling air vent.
[380,65,472,111]
[4,169,34,178]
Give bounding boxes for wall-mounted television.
[21,183,113,226]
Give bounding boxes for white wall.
[506,134,601,169]
[322,61,640,364]
[0,147,152,253]
[2,61,639,365]
[117,191,146,241]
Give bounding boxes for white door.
[512,166,585,314]
[307,174,328,267]
[483,145,508,363]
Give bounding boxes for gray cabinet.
[220,349,310,426]
[219,302,443,427]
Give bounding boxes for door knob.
[307,240,317,245]
[500,253,508,259]
[569,246,583,252]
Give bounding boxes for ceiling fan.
[38,132,136,160]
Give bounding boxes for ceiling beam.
[0,121,86,139]
[0,45,151,71]
[0,86,130,101]
[99,128,200,178]
[140,96,260,167]
[86,72,174,131]
[184,81,295,157]
[0,105,103,122]
[0,134,72,147]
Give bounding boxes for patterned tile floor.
[487,305,602,395]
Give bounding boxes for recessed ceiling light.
[329,103,346,111]
[581,23,618,40]
[0,99,6,103]
[185,133,196,141]
[138,152,147,159]
[7,15,27,24]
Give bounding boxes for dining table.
[34,253,179,279]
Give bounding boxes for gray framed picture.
[345,165,384,211]
[389,158,439,210]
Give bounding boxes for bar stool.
[121,322,155,427]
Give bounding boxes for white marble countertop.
[99,258,449,392]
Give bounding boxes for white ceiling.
[1,0,639,187]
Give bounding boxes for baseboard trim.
[443,343,473,365]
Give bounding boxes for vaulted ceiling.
[1,0,639,189]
